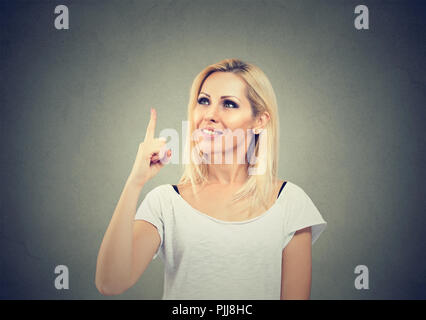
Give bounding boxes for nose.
[204,102,220,123]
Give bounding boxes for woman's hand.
[128,108,172,187]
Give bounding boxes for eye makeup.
[197,96,239,109]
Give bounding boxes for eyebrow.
[199,92,241,103]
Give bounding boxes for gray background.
[1,0,425,299]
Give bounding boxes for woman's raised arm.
[95,108,171,295]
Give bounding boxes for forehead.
[200,72,247,96]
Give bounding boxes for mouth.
[196,128,224,140]
[201,128,223,136]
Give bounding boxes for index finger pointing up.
[144,108,157,141]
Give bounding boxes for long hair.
[178,58,280,215]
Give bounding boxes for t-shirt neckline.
[168,182,290,225]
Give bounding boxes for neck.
[206,162,249,185]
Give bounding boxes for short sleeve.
[134,188,164,260]
[282,186,327,249]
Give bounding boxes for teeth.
[202,129,221,135]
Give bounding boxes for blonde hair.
[178,58,280,215]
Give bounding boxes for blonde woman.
[95,58,327,299]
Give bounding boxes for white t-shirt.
[134,181,327,300]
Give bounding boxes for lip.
[201,127,223,134]
[198,127,224,139]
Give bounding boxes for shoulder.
[281,180,305,197]
[175,183,196,197]
[176,182,193,189]
[143,184,173,200]
[175,183,191,191]
[276,180,311,206]
[281,181,320,216]
[275,179,286,189]
[276,178,297,195]
[276,179,285,185]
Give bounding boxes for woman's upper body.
[126,58,327,299]
[133,179,327,300]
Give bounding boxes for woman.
[95,58,327,299]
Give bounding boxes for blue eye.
[198,97,209,105]
[197,97,239,109]
[224,100,238,108]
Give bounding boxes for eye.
[197,97,209,105]
[224,100,238,109]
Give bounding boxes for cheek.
[224,111,253,129]
[226,123,252,136]
[192,111,203,127]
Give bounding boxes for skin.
[95,73,313,298]
[179,71,313,299]
[192,71,269,184]
[281,226,312,299]
[179,71,273,219]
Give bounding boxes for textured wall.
[1,0,425,299]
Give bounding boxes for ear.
[254,111,271,131]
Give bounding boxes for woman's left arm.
[280,226,312,300]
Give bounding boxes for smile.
[202,129,223,136]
